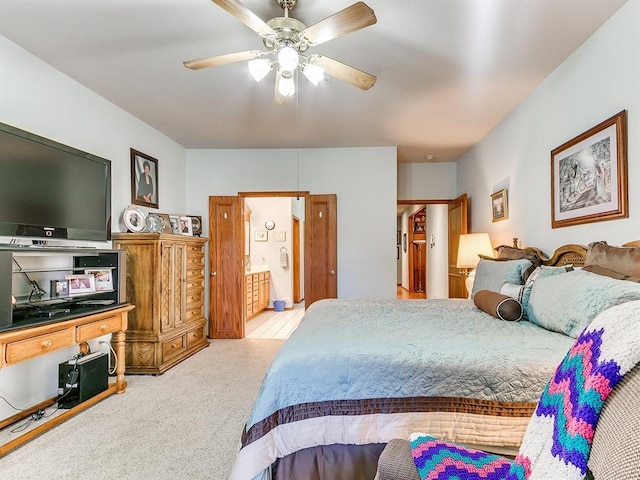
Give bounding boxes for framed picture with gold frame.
[551,110,628,228]
[491,189,508,222]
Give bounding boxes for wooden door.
[292,216,302,303]
[448,194,468,298]
[304,194,337,308]
[208,196,244,338]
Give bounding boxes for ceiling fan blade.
[301,2,377,46]
[312,55,376,90]
[211,0,275,37]
[183,50,262,70]
[273,70,293,106]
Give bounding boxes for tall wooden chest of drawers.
[112,233,208,374]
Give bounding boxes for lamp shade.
[277,73,295,97]
[248,59,272,82]
[277,46,299,72]
[456,233,493,269]
[301,63,324,86]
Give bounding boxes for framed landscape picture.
[551,110,628,228]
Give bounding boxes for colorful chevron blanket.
[411,299,640,480]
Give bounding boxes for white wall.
[457,0,640,255]
[398,163,457,200]
[245,197,294,308]
[426,204,449,298]
[186,147,398,300]
[0,35,187,422]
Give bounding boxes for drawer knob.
[171,343,177,349]
[101,324,109,330]
[42,340,52,347]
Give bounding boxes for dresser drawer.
[186,305,203,322]
[186,326,205,348]
[162,334,186,360]
[6,329,75,365]
[185,290,203,307]
[186,277,204,291]
[186,269,205,285]
[186,244,204,256]
[77,315,122,342]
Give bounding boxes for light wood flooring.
[397,285,426,299]
[245,302,305,339]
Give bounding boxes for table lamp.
[456,233,494,296]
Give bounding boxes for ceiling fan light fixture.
[248,58,272,82]
[277,46,299,72]
[301,63,324,86]
[278,72,296,97]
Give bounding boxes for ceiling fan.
[183,0,377,104]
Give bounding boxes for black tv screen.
[0,122,111,242]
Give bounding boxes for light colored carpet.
[1,338,283,480]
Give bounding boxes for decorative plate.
[145,214,164,233]
[122,205,146,233]
[190,216,202,235]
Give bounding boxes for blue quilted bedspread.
[245,298,574,430]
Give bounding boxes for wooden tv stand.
[0,304,133,457]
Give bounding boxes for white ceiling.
[0,0,628,163]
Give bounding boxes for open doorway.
[244,195,305,315]
[208,192,337,339]
[397,196,468,300]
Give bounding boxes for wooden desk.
[0,305,133,456]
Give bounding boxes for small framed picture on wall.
[490,189,509,222]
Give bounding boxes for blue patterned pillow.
[527,268,640,337]
[471,258,533,299]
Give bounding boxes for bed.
[230,241,640,480]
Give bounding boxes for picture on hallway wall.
[131,148,159,209]
[551,110,628,228]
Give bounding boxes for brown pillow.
[582,264,640,283]
[494,245,544,266]
[473,290,523,321]
[585,241,640,278]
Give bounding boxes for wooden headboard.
[502,240,640,269]
[526,241,640,268]
[543,244,587,267]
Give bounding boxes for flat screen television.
[0,122,111,242]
